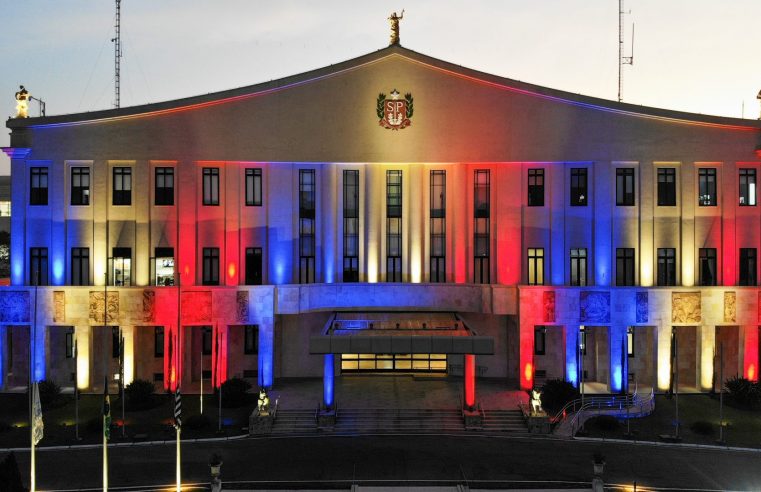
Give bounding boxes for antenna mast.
[112,0,122,108]
[618,0,634,102]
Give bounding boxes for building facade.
[3,45,761,398]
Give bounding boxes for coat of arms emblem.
[377,89,413,130]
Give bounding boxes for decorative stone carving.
[53,291,65,323]
[542,291,555,323]
[724,291,736,323]
[143,290,156,322]
[181,291,212,323]
[579,291,610,323]
[0,291,30,322]
[236,291,249,323]
[635,292,648,323]
[672,292,701,324]
[89,292,119,324]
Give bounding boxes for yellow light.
[76,328,90,390]
[657,327,671,391]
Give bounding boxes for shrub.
[539,379,580,415]
[86,416,104,435]
[37,379,61,407]
[0,422,11,433]
[724,376,761,409]
[125,379,158,411]
[215,377,252,408]
[184,414,210,430]
[587,415,619,432]
[690,420,714,435]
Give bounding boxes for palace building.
[3,43,761,405]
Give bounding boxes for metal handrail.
[564,388,655,436]
[551,383,640,424]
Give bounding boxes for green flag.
[32,382,44,445]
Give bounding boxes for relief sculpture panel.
[635,292,648,323]
[579,291,610,323]
[672,292,701,324]
[143,290,156,322]
[237,291,249,323]
[181,291,212,323]
[54,291,65,323]
[542,291,555,323]
[0,291,30,322]
[724,291,736,323]
[89,292,119,324]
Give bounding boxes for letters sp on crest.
[377,89,414,130]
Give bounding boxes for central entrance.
[340,353,447,373]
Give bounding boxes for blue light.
[0,327,4,389]
[323,354,334,408]
[565,327,580,388]
[258,322,273,389]
[11,258,23,285]
[32,324,45,382]
[52,259,64,285]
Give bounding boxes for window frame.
[698,248,718,286]
[740,248,757,286]
[202,167,220,206]
[154,327,164,358]
[112,167,132,206]
[615,167,635,206]
[244,325,258,355]
[534,327,546,355]
[615,248,635,286]
[527,168,545,207]
[343,170,359,282]
[698,167,717,207]
[70,167,91,206]
[245,168,262,207]
[386,170,403,282]
[657,167,677,206]
[29,247,48,286]
[30,167,49,206]
[739,168,756,206]
[657,248,677,286]
[429,170,446,283]
[71,247,90,286]
[569,248,587,286]
[570,168,588,206]
[154,167,175,206]
[202,247,220,286]
[527,247,545,286]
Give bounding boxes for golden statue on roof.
[15,85,30,118]
[388,10,404,46]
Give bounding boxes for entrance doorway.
[340,353,447,373]
[672,326,698,392]
[626,326,656,392]
[714,326,740,392]
[533,325,564,386]
[5,326,29,389]
[580,326,610,393]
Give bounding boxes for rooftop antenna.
[618,0,634,102]
[111,0,122,109]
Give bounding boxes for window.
[430,170,446,282]
[299,169,316,283]
[154,327,164,358]
[698,168,717,206]
[244,325,258,355]
[474,170,490,284]
[570,168,587,206]
[343,170,359,282]
[111,327,121,359]
[201,327,212,355]
[739,168,756,206]
[616,248,635,286]
[0,201,10,217]
[528,169,544,207]
[65,330,74,359]
[387,170,402,282]
[71,167,90,206]
[657,168,677,206]
[627,327,635,357]
[527,248,544,285]
[29,247,48,285]
[534,327,546,355]
[570,248,587,286]
[71,247,89,286]
[111,247,131,286]
[740,248,757,286]
[699,248,717,286]
[113,167,132,206]
[155,167,174,206]
[30,167,48,205]
[579,327,587,356]
[245,168,262,206]
[202,168,219,206]
[154,247,174,286]
[615,168,635,206]
[657,248,677,286]
[202,247,220,285]
[245,247,262,285]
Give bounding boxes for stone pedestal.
[249,412,274,436]
[527,414,551,434]
[463,408,483,430]
[318,410,336,429]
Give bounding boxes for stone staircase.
[481,409,527,433]
[267,408,528,435]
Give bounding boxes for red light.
[464,354,475,408]
[228,263,236,278]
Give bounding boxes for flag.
[174,387,182,428]
[103,377,111,440]
[32,382,44,445]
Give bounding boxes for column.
[75,325,91,390]
[656,324,672,391]
[565,325,580,388]
[122,325,134,385]
[464,354,475,408]
[519,319,534,391]
[2,148,30,285]
[257,319,274,389]
[323,354,335,409]
[699,324,715,391]
[743,325,759,381]
[609,325,626,393]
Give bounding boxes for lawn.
[584,394,761,448]
[0,391,255,448]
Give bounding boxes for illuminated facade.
[3,45,761,398]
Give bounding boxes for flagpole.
[30,267,39,492]
[30,382,36,492]
[200,337,204,415]
[120,329,125,438]
[217,324,222,433]
[176,423,181,492]
[75,338,79,441]
[103,376,110,492]
[174,387,182,492]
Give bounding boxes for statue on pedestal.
[257,388,270,415]
[388,10,404,46]
[530,389,544,415]
[15,85,30,118]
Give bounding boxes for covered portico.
[309,312,494,411]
